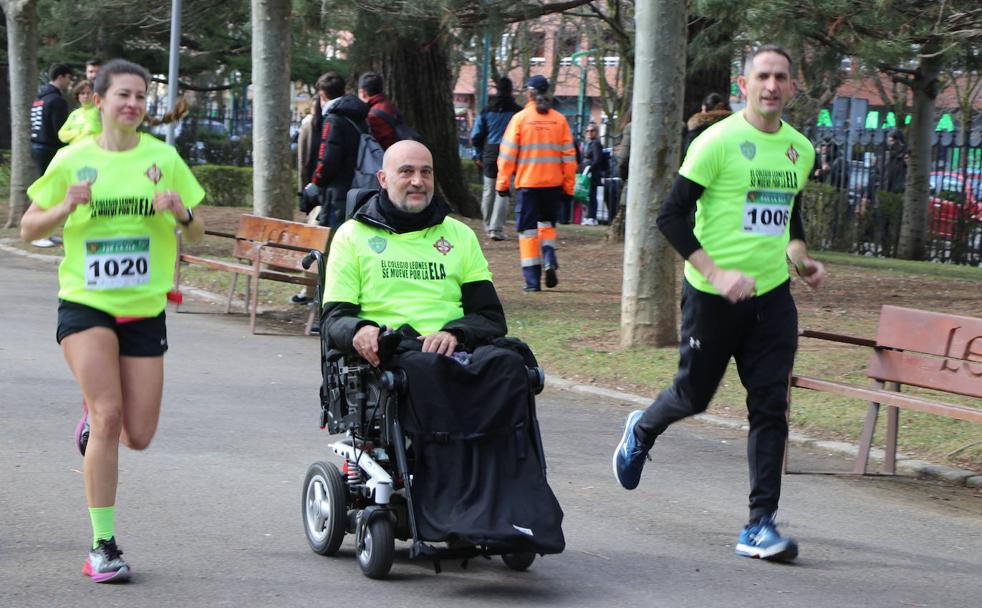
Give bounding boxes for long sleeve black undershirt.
[655,175,806,260]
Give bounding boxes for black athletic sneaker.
[83,537,130,583]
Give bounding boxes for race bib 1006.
[84,237,151,290]
[743,190,793,235]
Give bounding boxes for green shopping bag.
[574,170,591,202]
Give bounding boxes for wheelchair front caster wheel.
[302,461,347,556]
[501,551,536,571]
[358,515,395,579]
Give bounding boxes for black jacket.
[30,84,69,148]
[470,95,522,178]
[583,138,604,182]
[322,191,507,354]
[311,95,370,208]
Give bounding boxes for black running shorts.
[56,300,168,357]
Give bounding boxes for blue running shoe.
[735,515,799,562]
[612,410,651,490]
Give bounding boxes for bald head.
[378,141,435,213]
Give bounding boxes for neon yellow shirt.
[323,216,493,335]
[680,112,815,295]
[58,105,101,144]
[28,133,205,317]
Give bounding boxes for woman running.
[20,59,206,583]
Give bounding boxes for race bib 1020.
[84,237,151,290]
[743,190,793,235]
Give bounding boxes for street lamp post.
[165,0,182,145]
[571,48,597,135]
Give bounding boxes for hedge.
[191,165,253,207]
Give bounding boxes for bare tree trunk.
[897,49,942,261]
[2,0,39,229]
[250,0,294,219]
[620,0,685,348]
[377,24,479,218]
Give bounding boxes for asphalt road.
[2,249,980,608]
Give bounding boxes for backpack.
[369,108,425,144]
[342,117,384,191]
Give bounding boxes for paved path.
[2,250,980,608]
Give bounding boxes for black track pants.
[636,279,798,521]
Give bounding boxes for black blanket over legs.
[396,345,565,554]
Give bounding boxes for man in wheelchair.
[321,139,508,365]
[308,140,564,578]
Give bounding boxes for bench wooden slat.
[175,213,329,335]
[237,214,329,250]
[876,305,982,359]
[868,349,982,399]
[791,375,982,422]
[789,305,982,477]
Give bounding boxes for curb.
[3,239,978,487]
[545,376,981,488]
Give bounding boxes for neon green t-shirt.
[27,133,205,317]
[323,215,493,335]
[680,112,815,296]
[58,105,101,145]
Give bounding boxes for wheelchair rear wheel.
[501,552,536,571]
[358,515,395,579]
[302,461,347,556]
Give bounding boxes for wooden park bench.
[788,305,982,475]
[174,214,330,335]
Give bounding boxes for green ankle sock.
[89,506,115,549]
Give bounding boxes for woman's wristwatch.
[178,207,194,227]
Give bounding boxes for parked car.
[928,171,982,239]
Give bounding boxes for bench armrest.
[260,240,321,254]
[799,329,876,348]
[204,230,237,239]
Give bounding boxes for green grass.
[505,299,981,472]
[815,250,982,281]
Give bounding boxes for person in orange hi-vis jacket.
[496,75,577,292]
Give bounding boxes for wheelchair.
[299,249,553,579]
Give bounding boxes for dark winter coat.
[322,190,507,353]
[30,83,69,148]
[310,95,370,211]
[364,93,401,150]
[470,95,523,179]
[582,138,605,184]
[882,146,907,193]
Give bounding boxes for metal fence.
[801,126,982,265]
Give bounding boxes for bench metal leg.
[226,273,239,314]
[854,401,881,474]
[883,382,901,475]
[249,273,260,334]
[885,405,899,475]
[783,374,792,475]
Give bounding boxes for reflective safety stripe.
[498,150,517,161]
[520,229,539,238]
[521,143,568,151]
[538,224,557,246]
[519,235,541,266]
[517,156,565,165]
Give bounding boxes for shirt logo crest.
[786,144,799,165]
[145,163,163,185]
[76,166,98,184]
[433,236,453,256]
[367,236,387,254]
[740,141,756,160]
